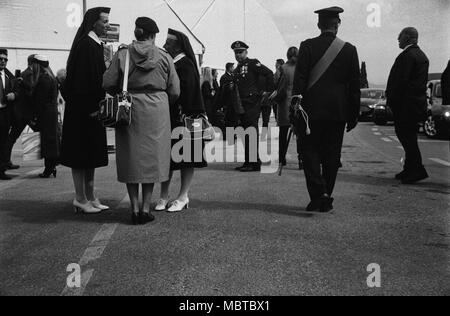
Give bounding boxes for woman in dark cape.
[60,7,111,214]
[155,28,207,213]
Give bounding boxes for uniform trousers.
[0,107,11,171]
[394,121,424,172]
[6,109,28,164]
[297,120,346,201]
[240,98,262,167]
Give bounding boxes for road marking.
[389,136,400,142]
[0,168,42,192]
[61,195,129,296]
[429,158,450,167]
[381,138,393,142]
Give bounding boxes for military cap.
[135,17,159,34]
[0,48,8,56]
[314,6,344,20]
[231,41,249,52]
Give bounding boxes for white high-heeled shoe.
[167,198,189,213]
[73,199,102,214]
[90,198,110,211]
[155,198,169,211]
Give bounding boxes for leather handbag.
[182,113,216,142]
[98,50,132,128]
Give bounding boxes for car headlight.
[445,111,450,118]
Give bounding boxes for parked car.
[424,80,450,138]
[373,99,394,125]
[360,89,385,121]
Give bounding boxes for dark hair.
[225,63,234,72]
[287,47,299,61]
[318,17,340,30]
[27,54,36,66]
[276,59,285,66]
[134,27,155,41]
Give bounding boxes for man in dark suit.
[0,48,19,180]
[292,7,361,212]
[386,27,429,184]
[5,54,36,171]
[442,60,450,106]
[232,41,274,172]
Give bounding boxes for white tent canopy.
[170,0,288,70]
[1,0,287,72]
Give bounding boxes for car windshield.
[361,90,384,99]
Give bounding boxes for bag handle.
[307,37,346,90]
[122,49,130,93]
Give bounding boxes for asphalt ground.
[0,121,449,296]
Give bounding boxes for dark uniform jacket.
[386,45,429,123]
[293,32,361,123]
[442,61,450,106]
[15,67,35,122]
[1,69,19,107]
[234,58,274,123]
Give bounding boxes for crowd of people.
[1,5,448,223]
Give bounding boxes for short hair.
[225,63,234,72]
[402,27,419,41]
[276,59,285,67]
[318,17,340,30]
[0,48,7,56]
[287,47,299,60]
[134,27,155,41]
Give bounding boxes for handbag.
[98,49,133,128]
[182,113,216,142]
[22,126,41,161]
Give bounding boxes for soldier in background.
[231,41,274,172]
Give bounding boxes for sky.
[257,0,450,86]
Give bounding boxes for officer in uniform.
[292,7,361,212]
[231,41,274,172]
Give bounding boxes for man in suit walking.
[5,54,36,171]
[386,27,429,184]
[0,48,19,180]
[292,7,361,212]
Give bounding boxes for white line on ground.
[429,158,450,167]
[389,136,400,142]
[60,195,129,296]
[381,137,393,142]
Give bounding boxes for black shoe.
[320,196,334,213]
[240,165,261,172]
[395,170,408,180]
[131,212,140,225]
[401,168,429,184]
[235,164,248,171]
[0,172,12,181]
[7,163,20,170]
[306,200,322,212]
[139,212,155,224]
[39,169,57,178]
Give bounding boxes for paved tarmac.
[0,121,449,296]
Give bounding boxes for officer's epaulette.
[118,44,128,50]
[250,58,262,67]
